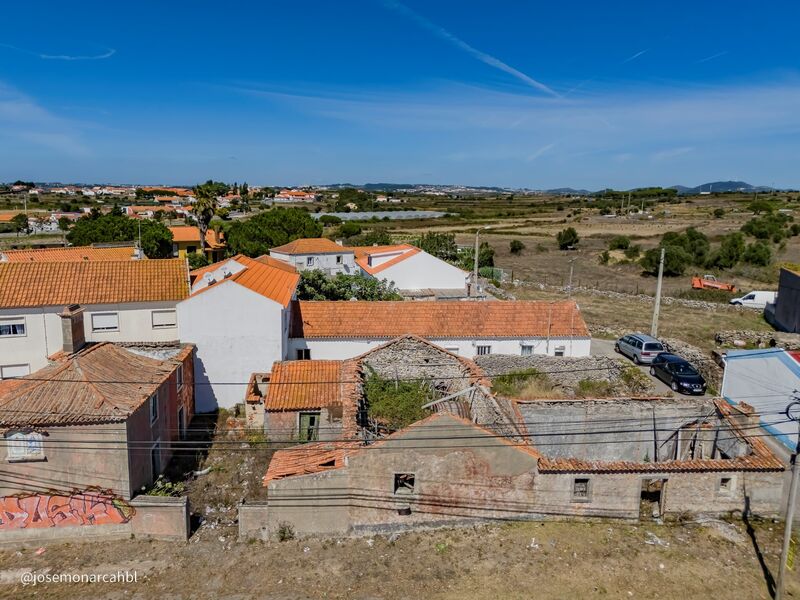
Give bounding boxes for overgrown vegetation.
[365,368,432,430]
[575,379,614,397]
[145,476,187,497]
[296,270,402,300]
[556,227,579,250]
[492,369,560,399]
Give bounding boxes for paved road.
[591,337,709,397]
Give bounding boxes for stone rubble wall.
[714,330,800,350]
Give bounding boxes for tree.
[11,213,29,235]
[640,245,693,276]
[556,227,579,250]
[336,222,362,239]
[187,253,210,270]
[193,180,227,253]
[458,242,494,270]
[608,235,630,250]
[415,232,459,262]
[748,199,774,214]
[707,232,745,269]
[296,270,402,301]
[742,241,772,266]
[509,240,525,255]
[240,182,249,197]
[225,207,322,257]
[57,216,72,232]
[66,212,173,258]
[319,214,342,226]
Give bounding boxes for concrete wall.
[129,495,190,541]
[0,423,131,498]
[367,251,467,291]
[178,282,286,411]
[662,471,783,517]
[270,251,356,275]
[775,268,800,333]
[0,301,180,377]
[289,336,591,361]
[722,349,800,449]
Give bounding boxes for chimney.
[59,304,86,354]
[132,247,145,260]
[335,239,344,246]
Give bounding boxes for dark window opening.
[719,477,732,493]
[572,478,591,502]
[394,473,415,495]
[296,348,311,360]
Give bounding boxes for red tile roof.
[271,238,350,255]
[0,259,189,308]
[169,226,226,249]
[0,343,193,426]
[264,359,361,413]
[189,255,299,307]
[0,246,140,262]
[263,441,361,483]
[290,300,590,339]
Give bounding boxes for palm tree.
[193,182,218,254]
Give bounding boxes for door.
[298,412,320,442]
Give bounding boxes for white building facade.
[270,239,356,275]
[354,244,468,292]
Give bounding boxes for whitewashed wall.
[368,251,468,291]
[270,251,356,275]
[178,282,287,411]
[288,336,591,361]
[0,301,181,376]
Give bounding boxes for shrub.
[415,232,459,262]
[624,245,641,259]
[277,523,295,542]
[707,232,745,269]
[492,369,560,399]
[556,227,579,250]
[640,245,693,276]
[319,214,342,226]
[365,369,431,430]
[608,235,630,250]
[575,379,614,398]
[620,367,652,394]
[713,208,725,218]
[748,199,774,214]
[598,250,610,265]
[509,239,525,254]
[146,476,186,497]
[742,241,772,266]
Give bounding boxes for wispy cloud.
[380,1,559,98]
[622,49,648,64]
[0,43,116,61]
[696,50,728,64]
[526,143,556,162]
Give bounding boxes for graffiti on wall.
[0,488,135,530]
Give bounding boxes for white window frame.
[0,317,26,338]
[6,431,45,462]
[444,346,460,355]
[554,345,566,357]
[336,255,343,264]
[149,390,159,424]
[151,309,177,329]
[306,256,314,267]
[476,345,492,356]
[91,312,119,332]
[521,344,533,357]
[0,364,30,380]
[572,477,592,503]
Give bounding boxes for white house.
[288,300,591,360]
[270,238,356,275]
[177,254,300,411]
[721,348,800,450]
[353,244,468,293]
[0,259,189,378]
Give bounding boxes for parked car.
[614,333,665,364]
[729,290,777,309]
[649,353,707,395]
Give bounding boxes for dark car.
[649,353,706,395]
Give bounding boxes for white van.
[729,290,777,309]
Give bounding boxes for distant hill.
[546,187,594,196]
[669,181,774,194]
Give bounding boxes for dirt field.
[1,518,797,599]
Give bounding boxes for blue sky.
[1,1,798,189]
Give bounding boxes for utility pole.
[777,397,800,600]
[650,247,665,337]
[472,226,489,298]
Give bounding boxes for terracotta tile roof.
[290,300,590,339]
[0,246,139,262]
[535,399,784,474]
[169,226,226,249]
[189,255,299,307]
[264,359,360,412]
[270,238,350,255]
[352,244,420,275]
[0,343,192,426]
[0,213,23,223]
[263,441,361,484]
[0,259,189,308]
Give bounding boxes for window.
[0,364,30,379]
[554,346,566,357]
[151,309,177,329]
[296,348,311,360]
[572,478,591,502]
[91,312,119,332]
[306,257,314,267]
[394,473,415,495]
[445,346,460,355]
[177,406,186,440]
[186,245,197,254]
[299,412,320,442]
[0,317,26,337]
[150,441,161,480]
[336,255,343,264]
[6,431,45,462]
[476,345,492,356]
[719,477,733,494]
[521,344,533,357]
[176,364,184,390]
[149,391,159,424]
